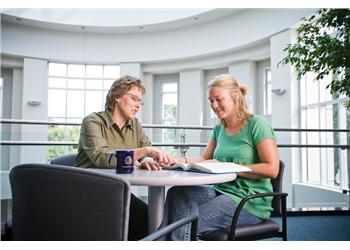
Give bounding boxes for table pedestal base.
[148,186,165,233]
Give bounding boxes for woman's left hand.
[135,160,162,171]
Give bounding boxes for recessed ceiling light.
[15,17,22,21]
[193,17,199,20]
[139,26,144,30]
[81,26,86,30]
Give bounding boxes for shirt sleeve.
[251,116,276,145]
[211,124,220,141]
[78,115,113,168]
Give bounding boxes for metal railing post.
[179,129,189,158]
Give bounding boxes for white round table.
[92,167,237,232]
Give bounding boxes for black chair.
[8,164,197,241]
[51,153,77,166]
[200,160,288,241]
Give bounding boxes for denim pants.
[160,185,262,241]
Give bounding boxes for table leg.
[148,186,165,233]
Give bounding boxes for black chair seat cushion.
[200,219,280,241]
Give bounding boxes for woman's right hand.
[135,159,162,171]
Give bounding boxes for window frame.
[299,72,349,190]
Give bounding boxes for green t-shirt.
[212,115,276,219]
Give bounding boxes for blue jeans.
[160,185,263,241]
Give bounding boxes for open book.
[164,162,252,174]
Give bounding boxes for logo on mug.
[125,156,133,165]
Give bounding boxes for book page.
[165,163,189,170]
[191,162,251,174]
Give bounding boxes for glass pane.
[301,109,308,182]
[162,83,177,92]
[104,79,114,90]
[319,74,333,102]
[336,70,346,98]
[49,63,66,77]
[320,105,336,186]
[85,91,103,114]
[306,72,319,105]
[103,91,109,103]
[162,93,177,125]
[48,78,66,88]
[306,106,321,184]
[300,76,306,106]
[67,79,84,89]
[66,118,83,123]
[48,89,66,117]
[68,64,85,77]
[104,65,120,78]
[86,65,103,78]
[67,90,84,117]
[307,148,321,184]
[86,79,103,89]
[49,118,66,122]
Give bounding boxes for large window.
[300,72,349,190]
[161,82,178,156]
[47,62,120,161]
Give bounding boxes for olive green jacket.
[75,110,151,168]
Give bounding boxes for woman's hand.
[135,159,162,171]
[146,147,176,167]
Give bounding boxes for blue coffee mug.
[108,150,134,174]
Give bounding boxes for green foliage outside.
[47,125,80,163]
[163,104,178,157]
[47,102,181,160]
[280,8,350,108]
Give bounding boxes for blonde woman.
[161,74,279,240]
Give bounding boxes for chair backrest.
[10,163,130,240]
[51,153,77,166]
[270,160,285,216]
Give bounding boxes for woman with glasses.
[76,75,175,240]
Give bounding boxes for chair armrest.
[140,214,198,241]
[229,192,288,240]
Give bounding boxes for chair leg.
[282,195,287,241]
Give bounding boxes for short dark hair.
[104,75,146,112]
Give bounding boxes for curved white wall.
[5,8,339,210]
[2,9,315,67]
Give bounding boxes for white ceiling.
[1,8,243,34]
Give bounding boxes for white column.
[270,29,299,208]
[142,73,154,125]
[229,61,257,113]
[20,58,48,164]
[10,68,23,168]
[179,69,204,156]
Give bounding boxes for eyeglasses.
[125,93,144,106]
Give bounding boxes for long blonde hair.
[208,74,252,126]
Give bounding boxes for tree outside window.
[161,83,178,156]
[47,63,120,162]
